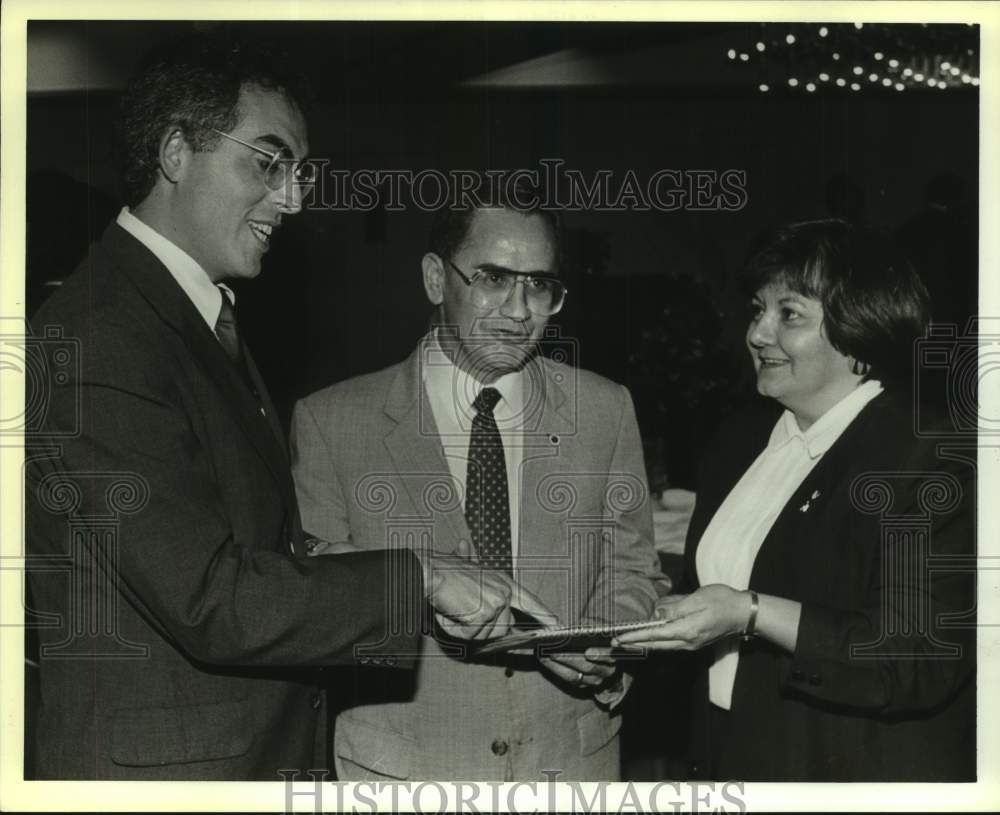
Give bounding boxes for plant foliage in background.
[629,270,747,492]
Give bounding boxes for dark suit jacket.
[683,394,976,781]
[25,223,423,779]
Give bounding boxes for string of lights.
[726,22,979,93]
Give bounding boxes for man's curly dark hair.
[117,28,312,207]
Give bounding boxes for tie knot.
[215,292,236,330]
[472,387,503,416]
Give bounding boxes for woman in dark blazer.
[617,219,975,781]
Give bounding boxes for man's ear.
[158,128,191,184]
[422,252,445,305]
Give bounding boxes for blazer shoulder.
[32,238,122,327]
[833,393,943,468]
[30,238,177,378]
[297,361,403,416]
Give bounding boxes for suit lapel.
[516,357,576,599]
[382,344,468,552]
[242,345,301,533]
[102,224,290,490]
[244,345,290,455]
[749,396,888,576]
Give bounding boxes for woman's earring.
[851,358,871,376]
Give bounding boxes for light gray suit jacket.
[290,340,668,781]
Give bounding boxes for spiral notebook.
[473,615,663,656]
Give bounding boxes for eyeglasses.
[212,129,318,191]
[447,259,567,316]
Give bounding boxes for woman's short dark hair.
[117,29,311,207]
[741,219,931,388]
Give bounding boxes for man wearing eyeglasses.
[291,184,669,780]
[25,33,540,781]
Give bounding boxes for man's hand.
[419,550,558,640]
[539,648,618,691]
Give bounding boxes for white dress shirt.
[116,207,233,328]
[696,379,884,709]
[422,330,528,563]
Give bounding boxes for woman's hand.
[612,584,752,652]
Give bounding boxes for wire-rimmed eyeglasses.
[212,128,317,191]
[447,259,567,316]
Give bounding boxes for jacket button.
[808,673,823,686]
[504,667,514,678]
[311,693,322,709]
[790,669,805,682]
[491,739,509,756]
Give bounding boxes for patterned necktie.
[465,387,513,575]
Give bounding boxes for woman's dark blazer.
[682,393,976,781]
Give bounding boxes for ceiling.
[27,19,980,107]
[25,21,777,97]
